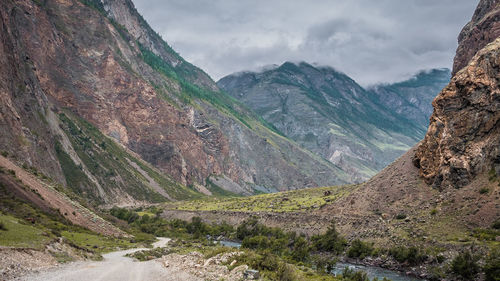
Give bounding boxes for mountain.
[218,63,446,181]
[0,0,351,207]
[453,0,500,75]
[368,69,451,130]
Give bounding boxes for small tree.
[484,248,500,281]
[451,250,479,279]
[311,221,346,254]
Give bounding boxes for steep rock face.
[0,0,348,204]
[218,62,428,181]
[414,38,500,188]
[369,69,450,129]
[453,0,500,75]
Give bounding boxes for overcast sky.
[132,0,478,86]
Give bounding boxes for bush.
[430,209,438,216]
[389,246,426,265]
[347,239,374,259]
[341,267,369,281]
[484,248,500,281]
[451,251,479,279]
[311,221,346,254]
[276,263,296,281]
[479,187,490,194]
[492,220,500,230]
[0,221,7,231]
[395,213,407,220]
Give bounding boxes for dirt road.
[17,238,182,281]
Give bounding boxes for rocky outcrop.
[414,38,500,188]
[218,62,438,181]
[452,0,500,75]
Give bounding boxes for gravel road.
[17,238,173,281]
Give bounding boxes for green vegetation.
[479,187,490,194]
[471,228,500,241]
[0,214,49,249]
[311,221,347,254]
[388,246,427,265]
[395,213,407,220]
[61,231,137,254]
[347,240,375,259]
[451,250,479,279]
[492,220,500,230]
[166,185,358,213]
[484,248,500,281]
[0,180,148,259]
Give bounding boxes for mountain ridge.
[218,61,449,180]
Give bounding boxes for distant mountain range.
[218,63,450,180]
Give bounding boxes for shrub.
[1,151,8,157]
[0,221,7,231]
[347,239,374,259]
[389,246,426,265]
[242,235,271,250]
[290,236,309,262]
[492,220,500,230]
[276,263,296,281]
[341,267,369,281]
[311,221,346,254]
[430,209,438,216]
[451,251,479,279]
[395,213,407,220]
[484,248,500,281]
[479,187,490,194]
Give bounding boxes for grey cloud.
[132,0,478,86]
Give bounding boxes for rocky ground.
[0,248,57,280]
[13,238,256,281]
[161,251,249,281]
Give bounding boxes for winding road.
[18,238,174,281]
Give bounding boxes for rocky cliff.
[0,0,349,206]
[218,63,445,181]
[414,38,500,188]
[453,0,500,75]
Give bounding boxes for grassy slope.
[0,214,49,249]
[165,185,359,213]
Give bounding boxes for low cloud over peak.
[133,0,477,86]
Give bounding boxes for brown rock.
[453,0,500,75]
[415,38,500,188]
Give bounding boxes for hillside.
[369,69,451,130]
[218,63,447,181]
[0,0,352,208]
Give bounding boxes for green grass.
[61,230,136,253]
[166,185,358,213]
[0,214,50,249]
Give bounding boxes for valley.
[0,0,499,280]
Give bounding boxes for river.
[217,240,423,281]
